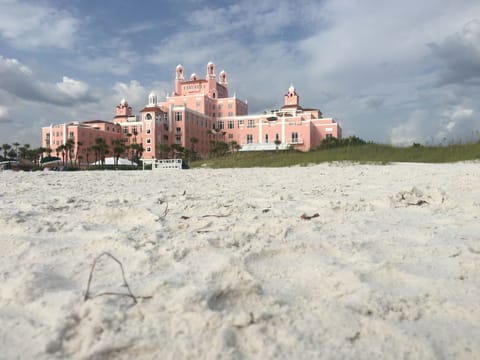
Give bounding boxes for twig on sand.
[201,213,230,218]
[84,252,152,304]
[406,200,428,206]
[300,213,319,220]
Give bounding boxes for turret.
[284,84,300,107]
[148,92,157,106]
[175,64,185,95]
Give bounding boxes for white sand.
[1,163,479,359]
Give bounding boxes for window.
[147,138,151,144]
[228,120,234,129]
[247,134,253,144]
[238,120,244,127]
[146,113,152,120]
[196,100,201,107]
[175,112,182,121]
[218,121,224,130]
[218,112,223,117]
[69,132,74,139]
[218,104,223,110]
[228,134,233,139]
[146,146,151,152]
[265,134,269,143]
[176,136,181,144]
[176,127,181,134]
[132,126,137,134]
[228,111,233,117]
[164,114,168,121]
[247,119,255,128]
[292,132,298,142]
[146,128,151,134]
[123,127,128,134]
[326,134,333,140]
[228,103,232,109]
[275,133,279,141]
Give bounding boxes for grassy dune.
[190,142,480,168]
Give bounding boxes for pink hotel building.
[42,62,341,160]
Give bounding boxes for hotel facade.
[41,62,341,161]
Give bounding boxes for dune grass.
[189,142,480,168]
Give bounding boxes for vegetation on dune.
[189,137,480,169]
[2,136,480,170]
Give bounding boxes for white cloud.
[112,81,148,107]
[447,107,474,120]
[55,76,89,98]
[0,105,8,117]
[0,0,79,49]
[390,105,480,146]
[0,105,9,123]
[389,110,431,146]
[0,56,95,106]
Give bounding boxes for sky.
[1,0,480,147]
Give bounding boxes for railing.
[143,158,183,170]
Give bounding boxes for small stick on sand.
[84,252,152,304]
[300,213,319,220]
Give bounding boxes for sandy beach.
[1,163,479,359]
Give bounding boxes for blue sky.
[1,0,480,147]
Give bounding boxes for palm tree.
[229,140,239,153]
[75,141,83,165]
[2,143,11,159]
[157,144,171,159]
[57,145,66,165]
[36,147,46,165]
[64,138,75,165]
[189,137,199,161]
[12,142,20,159]
[7,149,16,159]
[18,144,30,160]
[170,143,184,159]
[89,145,99,165]
[111,139,126,166]
[94,137,109,165]
[85,147,91,167]
[130,143,144,165]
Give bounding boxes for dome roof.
[288,84,295,93]
[120,98,127,105]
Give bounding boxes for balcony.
[288,139,304,145]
